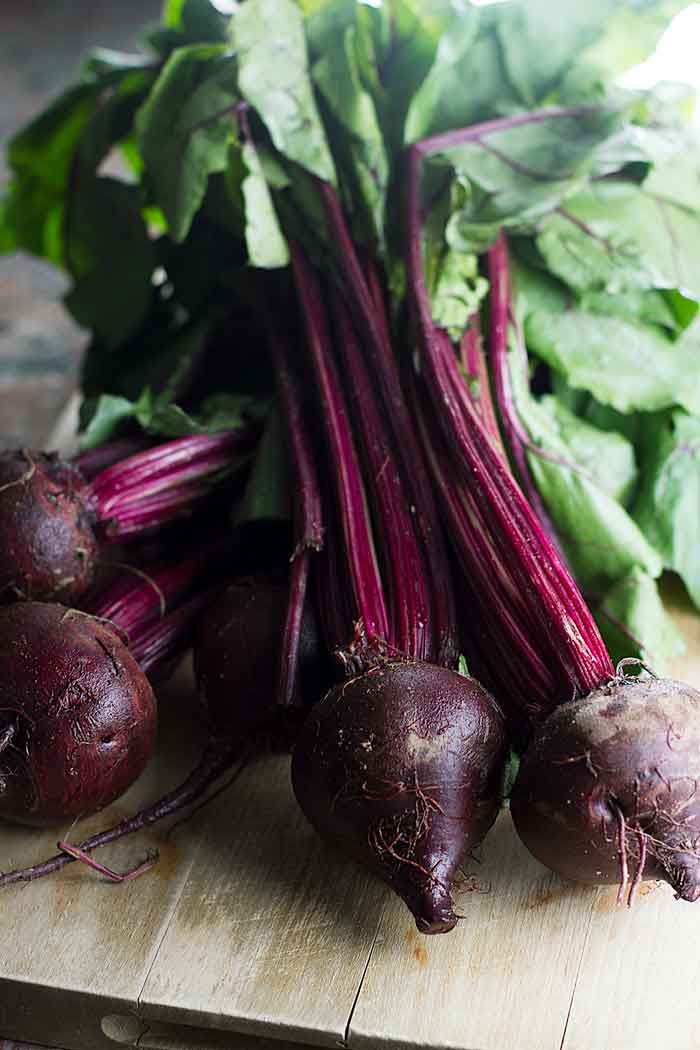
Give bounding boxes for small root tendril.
[57,841,158,882]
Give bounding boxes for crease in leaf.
[232,0,336,185]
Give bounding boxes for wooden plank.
[139,753,386,1048]
[562,580,700,1050]
[0,660,230,1050]
[347,808,597,1050]
[102,1014,339,1049]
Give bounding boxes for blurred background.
[0,0,160,447]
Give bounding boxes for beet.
[0,576,328,885]
[194,578,326,738]
[0,451,97,605]
[510,675,700,904]
[292,661,506,934]
[0,602,156,826]
[0,430,252,607]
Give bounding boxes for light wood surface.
[139,754,386,1048]
[0,662,225,1050]
[1,401,700,1050]
[348,811,599,1050]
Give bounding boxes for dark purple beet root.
[291,661,507,934]
[0,450,97,605]
[194,579,327,739]
[0,602,156,826]
[511,676,700,904]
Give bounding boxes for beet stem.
[460,315,504,453]
[413,105,599,159]
[265,318,324,706]
[486,235,564,555]
[73,436,152,480]
[57,841,158,882]
[406,121,614,715]
[317,185,458,665]
[129,588,220,674]
[88,431,252,539]
[330,287,432,662]
[290,241,389,646]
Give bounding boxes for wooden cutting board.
[1,403,700,1050]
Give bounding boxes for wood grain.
[0,660,230,1050]
[347,808,598,1050]
[138,753,386,1048]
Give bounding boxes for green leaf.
[137,44,236,241]
[313,24,388,247]
[536,181,700,300]
[63,177,155,348]
[593,568,685,677]
[537,395,638,506]
[511,354,662,589]
[232,0,336,185]
[525,309,700,415]
[78,394,141,449]
[579,288,684,333]
[498,0,614,108]
[435,108,621,231]
[237,404,291,524]
[633,411,700,608]
[404,10,483,143]
[81,307,211,405]
[79,385,259,449]
[162,0,228,41]
[7,84,100,189]
[240,142,289,268]
[564,0,690,97]
[430,249,488,340]
[373,0,454,152]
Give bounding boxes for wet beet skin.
[511,676,700,903]
[0,602,156,826]
[0,450,98,605]
[291,661,507,934]
[194,579,327,738]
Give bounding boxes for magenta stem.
[74,436,152,480]
[130,588,219,674]
[406,119,614,713]
[318,184,458,666]
[88,430,252,540]
[460,314,504,452]
[331,288,432,662]
[87,555,208,642]
[291,241,389,647]
[265,320,324,706]
[487,234,565,556]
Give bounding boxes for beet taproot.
[0,451,97,605]
[510,674,700,904]
[0,602,156,826]
[292,661,507,933]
